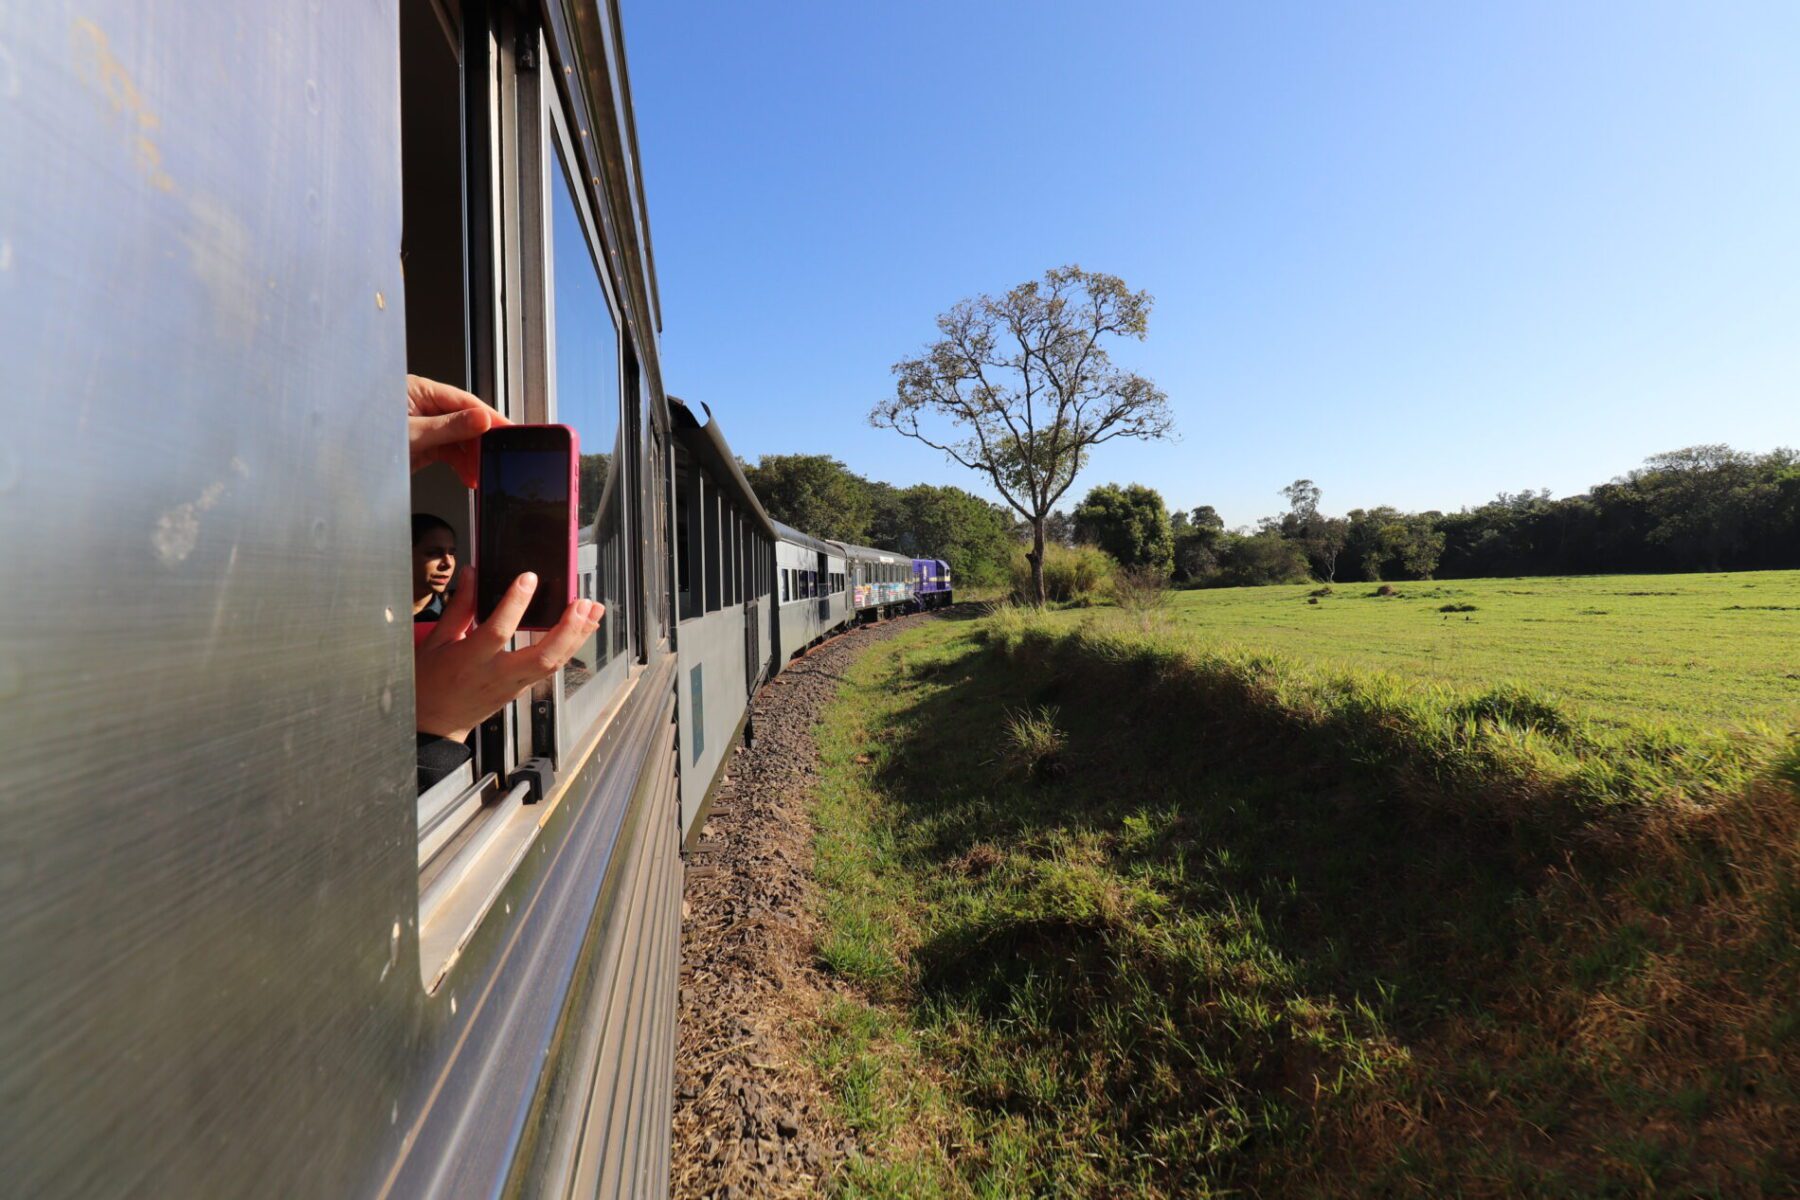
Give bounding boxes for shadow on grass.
[874,629,1550,1038]
[826,617,1800,1197]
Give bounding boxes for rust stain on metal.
[70,18,175,193]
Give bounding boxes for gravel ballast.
[670,611,937,1198]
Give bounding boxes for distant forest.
[744,444,1800,590]
[1056,444,1800,587]
[741,454,1017,586]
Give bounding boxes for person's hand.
[415,568,603,741]
[407,374,509,486]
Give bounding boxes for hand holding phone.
[476,425,579,632]
[415,566,603,741]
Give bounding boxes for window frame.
[540,70,634,745]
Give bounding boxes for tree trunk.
[1028,517,1048,607]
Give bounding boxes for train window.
[716,491,726,610]
[400,0,474,642]
[733,515,744,605]
[641,371,669,647]
[719,501,731,607]
[400,0,467,390]
[727,508,740,606]
[677,449,701,622]
[704,481,722,612]
[547,133,628,713]
[675,456,692,619]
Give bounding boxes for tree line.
[741,454,1017,586]
[1054,444,1800,586]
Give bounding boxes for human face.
[413,528,457,602]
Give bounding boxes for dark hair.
[412,513,456,547]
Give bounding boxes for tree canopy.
[873,266,1174,604]
[1158,444,1800,588]
[1073,483,1173,573]
[741,454,871,543]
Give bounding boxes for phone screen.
[477,427,573,630]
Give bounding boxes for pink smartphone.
[476,424,579,631]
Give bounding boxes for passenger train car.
[1,2,946,1197]
[836,540,915,619]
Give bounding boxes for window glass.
[676,453,695,620]
[636,362,664,651]
[704,482,721,611]
[728,510,740,606]
[549,140,626,702]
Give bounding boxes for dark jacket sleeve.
[416,733,473,794]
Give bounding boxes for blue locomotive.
[913,557,955,609]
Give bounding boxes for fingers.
[502,600,602,678]
[477,572,538,647]
[421,567,476,649]
[406,376,507,483]
[407,375,511,425]
[445,441,481,489]
[410,407,491,452]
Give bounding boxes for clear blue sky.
[629,1,1800,529]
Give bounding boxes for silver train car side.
[6,1,683,1196]
[835,540,916,619]
[1,2,953,1196]
[774,520,850,651]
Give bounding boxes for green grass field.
[1134,570,1800,734]
[804,579,1800,1198]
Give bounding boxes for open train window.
[739,518,749,603]
[676,449,699,621]
[725,506,739,607]
[401,0,492,839]
[401,0,474,646]
[703,477,722,612]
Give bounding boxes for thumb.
[412,407,491,451]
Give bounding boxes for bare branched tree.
[872,266,1175,605]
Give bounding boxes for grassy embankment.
[807,572,1800,1197]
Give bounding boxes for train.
[0,2,947,1198]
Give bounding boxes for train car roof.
[668,395,777,538]
[771,520,841,556]
[831,540,909,563]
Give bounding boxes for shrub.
[998,705,1067,780]
[1009,543,1115,605]
[1111,565,1173,628]
[1210,530,1312,588]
